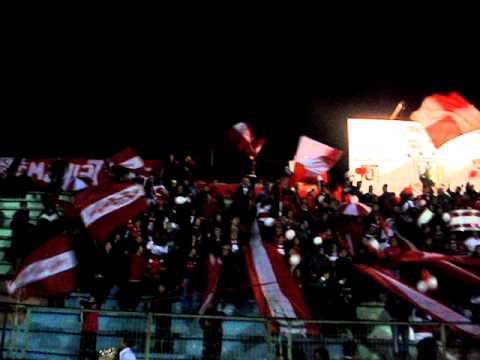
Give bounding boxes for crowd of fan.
[3,155,480,326]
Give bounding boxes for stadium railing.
[0,303,477,359]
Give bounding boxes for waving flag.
[227,122,265,158]
[292,136,342,183]
[7,233,77,297]
[355,265,480,340]
[244,221,317,335]
[411,92,480,148]
[74,181,147,244]
[110,147,145,171]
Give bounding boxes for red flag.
[0,157,14,176]
[355,264,480,340]
[74,181,147,244]
[110,147,145,170]
[411,92,480,148]
[227,122,265,158]
[198,254,223,315]
[13,158,105,191]
[7,233,77,297]
[430,260,480,289]
[292,136,342,183]
[244,221,317,335]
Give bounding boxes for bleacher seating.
[0,191,400,359]
[0,192,45,275]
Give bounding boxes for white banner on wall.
[348,118,480,194]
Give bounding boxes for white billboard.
[347,118,480,194]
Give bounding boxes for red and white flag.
[411,92,480,148]
[74,181,148,244]
[292,136,342,183]
[198,254,223,315]
[355,264,480,340]
[110,147,146,172]
[0,157,14,176]
[227,122,266,158]
[448,209,480,232]
[244,221,317,335]
[7,233,77,297]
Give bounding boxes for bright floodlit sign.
[347,118,480,194]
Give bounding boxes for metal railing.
[0,303,478,360]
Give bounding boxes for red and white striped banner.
[7,233,77,297]
[244,221,317,335]
[14,158,106,191]
[355,264,480,340]
[110,147,145,171]
[449,209,480,231]
[75,182,147,244]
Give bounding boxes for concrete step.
[0,228,12,237]
[0,263,12,274]
[1,209,42,220]
[0,239,11,248]
[3,218,38,228]
[0,200,44,210]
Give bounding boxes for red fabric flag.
[7,233,77,298]
[244,221,318,335]
[292,136,342,183]
[355,264,480,340]
[74,181,147,244]
[13,158,105,191]
[430,260,480,289]
[110,147,145,171]
[411,92,480,148]
[227,122,265,158]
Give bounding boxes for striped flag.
[227,122,265,158]
[448,209,480,232]
[355,264,480,340]
[7,233,77,297]
[411,92,480,148]
[74,181,148,244]
[244,221,317,335]
[110,147,145,171]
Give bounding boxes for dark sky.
[2,30,478,180]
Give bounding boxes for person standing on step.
[8,201,31,264]
[200,302,224,360]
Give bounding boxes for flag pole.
[249,156,257,178]
[389,100,406,119]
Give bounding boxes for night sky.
[2,33,478,181]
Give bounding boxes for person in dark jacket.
[200,304,224,360]
[9,201,31,262]
[232,177,253,220]
[79,298,99,360]
[386,293,412,359]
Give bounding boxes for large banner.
[14,158,105,191]
[0,157,163,191]
[348,118,480,194]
